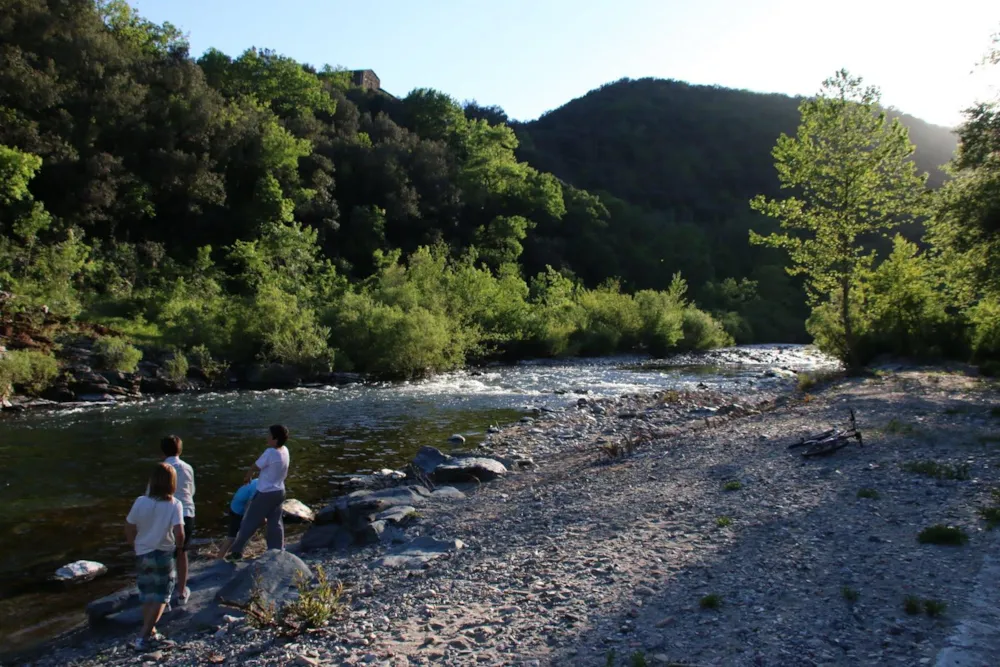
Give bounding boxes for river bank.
[11,362,1000,666]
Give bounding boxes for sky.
[133,0,999,128]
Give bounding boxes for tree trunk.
[841,276,857,369]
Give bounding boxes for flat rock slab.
[215,550,311,608]
[315,485,431,525]
[371,536,464,570]
[54,560,107,583]
[281,498,315,523]
[430,486,467,501]
[299,524,355,552]
[432,457,507,483]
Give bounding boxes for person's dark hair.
[148,462,177,501]
[160,435,182,457]
[269,424,289,446]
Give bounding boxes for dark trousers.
[230,489,285,555]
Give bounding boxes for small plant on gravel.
[605,649,616,667]
[901,460,970,480]
[917,524,969,546]
[981,506,1000,528]
[885,418,916,435]
[904,595,923,615]
[841,586,859,603]
[797,370,841,392]
[856,488,880,500]
[245,573,278,629]
[600,437,637,461]
[924,599,947,617]
[629,651,648,667]
[990,406,1000,418]
[723,480,742,491]
[716,516,733,528]
[281,566,345,632]
[699,593,722,610]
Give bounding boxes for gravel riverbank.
[15,367,1000,666]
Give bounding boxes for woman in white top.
[125,463,185,651]
[222,424,290,561]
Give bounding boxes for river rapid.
[0,345,836,653]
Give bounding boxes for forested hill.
[510,78,958,341]
[516,77,957,215]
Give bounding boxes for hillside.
[512,77,959,341]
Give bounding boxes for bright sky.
[133,0,998,128]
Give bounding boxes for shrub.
[856,488,880,500]
[163,349,189,382]
[188,344,229,386]
[923,599,947,617]
[92,336,142,372]
[917,524,969,546]
[716,516,733,528]
[699,593,722,609]
[903,595,922,615]
[0,349,60,396]
[678,307,733,352]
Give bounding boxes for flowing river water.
[0,345,836,654]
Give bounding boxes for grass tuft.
[722,480,742,491]
[699,593,722,610]
[885,418,916,435]
[841,586,859,603]
[901,460,970,480]
[904,595,923,615]
[924,599,947,617]
[856,488,880,500]
[917,524,969,546]
[715,516,733,528]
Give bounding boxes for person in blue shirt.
[217,478,257,558]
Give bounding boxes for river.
[0,345,836,653]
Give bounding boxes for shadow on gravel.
[528,389,997,667]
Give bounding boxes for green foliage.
[0,349,60,397]
[903,595,923,615]
[715,516,733,528]
[902,460,970,480]
[723,480,742,491]
[750,70,928,367]
[841,586,859,603]
[92,337,142,373]
[856,488,880,500]
[917,524,969,546]
[923,599,947,617]
[699,593,722,609]
[163,349,189,382]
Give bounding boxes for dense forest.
[0,0,995,398]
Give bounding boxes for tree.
[749,70,928,367]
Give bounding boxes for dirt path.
[21,369,1000,667]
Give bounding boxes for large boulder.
[432,457,507,483]
[413,446,453,474]
[371,536,465,570]
[315,486,431,527]
[281,499,315,523]
[87,586,138,621]
[216,550,311,609]
[54,560,107,583]
[299,524,355,552]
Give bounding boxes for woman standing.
[124,463,185,651]
[222,424,290,561]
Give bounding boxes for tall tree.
[749,70,928,367]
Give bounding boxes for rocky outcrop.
[53,560,107,583]
[215,550,311,609]
[432,456,507,483]
[281,499,315,523]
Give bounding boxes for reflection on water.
[0,346,832,652]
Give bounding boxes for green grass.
[924,599,947,617]
[629,651,648,667]
[917,524,969,546]
[841,586,859,603]
[885,418,916,435]
[901,460,970,480]
[699,593,722,610]
[978,506,1000,529]
[722,480,742,491]
[716,516,733,528]
[904,595,923,615]
[856,488,880,500]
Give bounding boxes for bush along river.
[0,344,836,654]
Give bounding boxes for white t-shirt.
[256,446,289,493]
[126,496,183,556]
[164,456,196,518]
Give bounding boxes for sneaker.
[224,552,243,563]
[176,586,191,606]
[131,637,150,652]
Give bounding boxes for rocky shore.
[12,366,1000,666]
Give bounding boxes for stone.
[447,434,466,444]
[487,426,501,434]
[413,446,453,475]
[299,524,355,552]
[244,363,301,388]
[357,520,405,545]
[54,560,107,583]
[215,550,312,608]
[87,586,140,621]
[315,486,431,527]
[376,505,418,525]
[281,499,315,523]
[430,486,467,501]
[76,393,118,403]
[432,457,507,483]
[372,536,465,570]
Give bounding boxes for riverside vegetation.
[1,3,998,402]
